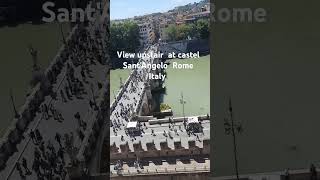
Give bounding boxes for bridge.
[0,0,109,179]
[108,45,211,178]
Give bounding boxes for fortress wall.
[159,39,209,55]
[92,172,210,180]
[110,142,210,161]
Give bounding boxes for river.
[110,55,210,116]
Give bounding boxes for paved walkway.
[0,36,107,180]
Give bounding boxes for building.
[138,22,156,46]
[184,11,210,24]
[159,22,170,42]
[158,18,175,43]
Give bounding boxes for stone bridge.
[0,0,110,179]
[110,45,162,117]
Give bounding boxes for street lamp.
[119,76,123,87]
[224,97,243,180]
[9,89,20,118]
[179,92,186,126]
[113,90,116,99]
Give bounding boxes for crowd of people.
[12,24,106,180]
[110,61,148,137]
[18,129,70,180]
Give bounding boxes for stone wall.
[149,115,210,125]
[159,39,209,55]
[88,172,210,180]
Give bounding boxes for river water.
[110,55,210,116]
[0,23,70,136]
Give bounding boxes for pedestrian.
[22,157,32,175]
[29,130,37,144]
[32,159,40,177]
[60,90,67,102]
[74,112,81,120]
[34,148,41,160]
[310,164,317,180]
[58,147,65,163]
[284,168,290,180]
[35,129,42,143]
[55,133,62,147]
[16,162,25,178]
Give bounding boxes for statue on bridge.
[28,45,40,72]
[28,44,46,87]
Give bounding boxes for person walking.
[284,168,290,180]
[22,157,32,175]
[16,162,25,178]
[55,133,62,147]
[29,130,37,144]
[310,164,317,180]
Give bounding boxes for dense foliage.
[160,103,172,111]
[110,21,140,57]
[165,19,209,41]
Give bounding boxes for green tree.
[164,20,209,42]
[177,24,198,40]
[110,21,140,57]
[196,19,209,39]
[165,24,178,41]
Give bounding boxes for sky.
[110,0,202,20]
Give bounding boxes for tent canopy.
[126,121,138,129]
[187,116,199,125]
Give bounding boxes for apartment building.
[138,22,156,46]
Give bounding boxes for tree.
[196,19,209,39]
[165,24,178,42]
[177,24,199,40]
[110,21,140,57]
[164,19,209,42]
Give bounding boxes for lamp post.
[58,22,66,44]
[224,97,243,180]
[10,89,20,118]
[119,77,123,88]
[179,92,186,126]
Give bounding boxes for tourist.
[55,133,62,147]
[29,130,37,144]
[16,162,25,178]
[310,164,317,180]
[284,168,290,180]
[22,157,32,175]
